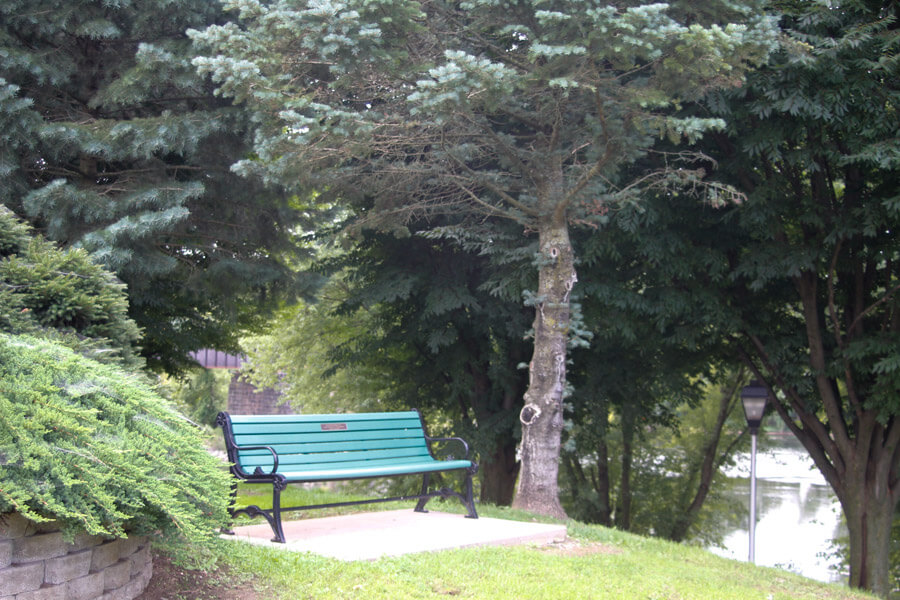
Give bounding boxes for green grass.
[206,484,876,600]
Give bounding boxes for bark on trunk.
[594,399,613,526]
[842,475,895,597]
[616,405,635,530]
[511,217,575,519]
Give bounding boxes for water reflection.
[708,436,847,583]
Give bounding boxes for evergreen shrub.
[0,333,232,550]
[0,207,142,368]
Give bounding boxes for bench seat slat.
[237,447,433,468]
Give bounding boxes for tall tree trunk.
[480,438,520,505]
[667,376,741,542]
[790,414,900,596]
[594,394,613,526]
[617,403,636,530]
[512,215,575,519]
[841,464,896,597]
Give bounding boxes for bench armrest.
[425,435,471,461]
[231,444,280,477]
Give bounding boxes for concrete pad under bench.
[223,509,567,560]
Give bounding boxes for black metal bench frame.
[216,410,479,543]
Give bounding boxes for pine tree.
[0,0,321,372]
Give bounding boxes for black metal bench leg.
[414,473,432,513]
[221,480,238,535]
[271,482,287,543]
[464,469,478,519]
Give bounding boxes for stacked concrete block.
[0,513,152,600]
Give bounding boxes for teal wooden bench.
[216,410,479,543]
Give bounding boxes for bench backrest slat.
[236,437,426,456]
[227,411,421,424]
[231,428,424,446]
[229,416,423,435]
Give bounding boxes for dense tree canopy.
[0,0,320,372]
[707,2,900,593]
[589,1,900,592]
[7,0,899,593]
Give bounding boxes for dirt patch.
[136,551,265,600]
[539,537,621,557]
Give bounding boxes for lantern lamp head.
[741,380,769,433]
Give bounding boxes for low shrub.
[0,333,232,550]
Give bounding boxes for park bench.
[216,410,479,543]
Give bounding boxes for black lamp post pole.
[741,380,768,564]
[748,424,759,563]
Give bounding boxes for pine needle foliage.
[0,206,142,367]
[0,0,322,373]
[0,333,232,549]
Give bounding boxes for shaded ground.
[136,551,263,600]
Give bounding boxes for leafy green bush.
[0,334,232,549]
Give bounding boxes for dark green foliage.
[167,367,230,428]
[0,207,142,367]
[0,0,320,372]
[247,224,534,504]
[0,334,232,548]
[706,0,900,445]
[700,3,900,592]
[549,201,746,533]
[585,1,900,592]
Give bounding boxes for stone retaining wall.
[0,513,152,600]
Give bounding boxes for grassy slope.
[213,486,876,600]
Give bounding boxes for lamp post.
[741,380,768,564]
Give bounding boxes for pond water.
[708,435,847,583]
